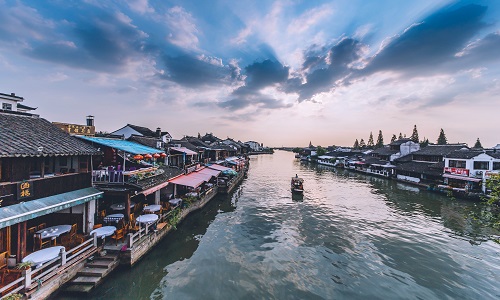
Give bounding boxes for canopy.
[169,174,205,188]
[0,187,103,229]
[195,167,221,177]
[443,173,481,182]
[77,136,164,155]
[207,164,232,172]
[170,147,198,156]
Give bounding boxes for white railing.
[0,234,98,299]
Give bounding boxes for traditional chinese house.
[0,111,103,265]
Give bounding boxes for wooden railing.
[0,235,97,299]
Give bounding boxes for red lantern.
[153,153,161,159]
[144,154,153,159]
[133,154,143,160]
[160,153,167,158]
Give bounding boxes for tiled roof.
[186,137,212,149]
[412,144,467,156]
[390,138,413,146]
[128,135,162,149]
[132,166,184,190]
[396,161,443,176]
[372,147,398,155]
[171,139,198,152]
[445,149,485,159]
[0,112,100,157]
[127,124,156,137]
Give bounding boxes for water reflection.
[61,151,500,300]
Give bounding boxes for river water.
[61,150,500,299]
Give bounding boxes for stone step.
[96,254,118,261]
[70,276,101,286]
[63,284,95,293]
[85,260,113,269]
[77,267,108,277]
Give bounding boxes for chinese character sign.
[17,181,34,200]
[444,167,470,176]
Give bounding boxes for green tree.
[474,138,483,149]
[353,139,359,149]
[292,147,301,153]
[376,130,384,148]
[410,125,419,143]
[367,132,374,149]
[485,174,500,205]
[437,128,447,145]
[316,146,326,156]
[391,134,397,143]
[398,132,403,140]
[359,139,366,149]
[420,138,429,147]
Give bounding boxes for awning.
[443,173,482,182]
[0,187,103,229]
[188,172,213,182]
[77,136,164,155]
[170,147,198,155]
[141,181,170,196]
[195,167,221,177]
[207,164,232,171]
[169,174,205,188]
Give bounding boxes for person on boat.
[295,174,298,178]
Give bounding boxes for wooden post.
[60,248,67,266]
[20,221,27,260]
[23,267,32,290]
[125,193,131,222]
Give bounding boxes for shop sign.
[17,180,33,200]
[444,167,469,176]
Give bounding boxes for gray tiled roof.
[372,147,398,155]
[413,144,467,156]
[128,135,162,149]
[445,149,485,159]
[0,112,100,157]
[127,124,156,137]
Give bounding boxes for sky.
[1,0,499,147]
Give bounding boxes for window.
[2,103,12,110]
[473,161,489,170]
[493,162,500,170]
[449,160,466,168]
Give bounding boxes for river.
[60,150,500,299]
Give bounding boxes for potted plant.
[2,293,23,300]
[16,261,33,270]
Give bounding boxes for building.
[111,124,172,143]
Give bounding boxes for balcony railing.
[92,167,165,184]
[0,173,92,206]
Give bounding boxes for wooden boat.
[291,175,304,193]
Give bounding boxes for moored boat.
[291,175,304,193]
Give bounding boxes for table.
[36,225,72,240]
[136,214,158,225]
[110,201,136,211]
[90,226,117,239]
[22,246,65,268]
[169,199,182,207]
[143,205,161,213]
[103,213,124,223]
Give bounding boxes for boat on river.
[291,175,304,194]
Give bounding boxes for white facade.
[0,93,22,111]
[390,141,420,161]
[245,141,262,151]
[444,152,500,192]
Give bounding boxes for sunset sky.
[1,0,499,147]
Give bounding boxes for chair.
[0,251,7,270]
[37,223,46,231]
[128,214,140,233]
[110,228,125,245]
[61,224,77,246]
[34,233,51,250]
[98,210,106,223]
[28,226,37,251]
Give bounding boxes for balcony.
[0,173,92,207]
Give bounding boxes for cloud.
[159,54,238,87]
[363,4,488,75]
[24,11,148,73]
[126,0,154,14]
[287,4,334,34]
[164,6,200,51]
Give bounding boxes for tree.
[367,132,374,149]
[316,146,326,156]
[485,174,500,205]
[437,128,447,145]
[398,132,403,140]
[410,125,419,143]
[391,134,397,143]
[376,130,384,148]
[359,139,366,149]
[353,139,359,149]
[474,138,483,149]
[420,138,429,147]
